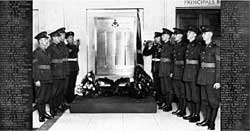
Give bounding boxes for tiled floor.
[33,103,220,131]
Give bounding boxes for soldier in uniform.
[171,28,187,117]
[196,25,220,130]
[33,31,53,122]
[182,26,202,122]
[47,30,64,117]
[159,28,174,112]
[56,27,70,109]
[143,32,163,106]
[65,31,80,103]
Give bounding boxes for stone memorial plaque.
[221,0,250,130]
[0,0,32,130]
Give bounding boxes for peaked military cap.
[187,25,201,35]
[35,31,49,40]
[65,31,75,38]
[173,28,186,35]
[49,30,60,37]
[200,25,214,33]
[56,27,66,34]
[162,28,173,35]
[154,32,162,38]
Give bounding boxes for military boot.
[189,103,200,122]
[177,98,186,117]
[38,104,45,122]
[183,102,194,120]
[208,108,218,130]
[172,98,181,115]
[197,105,210,126]
[163,94,173,112]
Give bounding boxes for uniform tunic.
[47,42,64,80]
[143,42,162,100]
[67,44,79,72]
[66,43,79,103]
[58,42,70,97]
[197,41,220,108]
[47,42,65,107]
[159,41,174,95]
[33,47,52,104]
[59,42,70,77]
[172,40,187,98]
[183,40,202,103]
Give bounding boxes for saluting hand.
[74,39,80,46]
[35,81,41,87]
[169,73,173,78]
[213,83,220,89]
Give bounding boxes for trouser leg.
[67,71,78,103]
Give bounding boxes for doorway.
[176,9,220,40]
[87,9,143,79]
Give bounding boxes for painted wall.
[33,0,220,84]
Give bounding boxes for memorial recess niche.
[87,9,142,79]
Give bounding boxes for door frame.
[86,8,144,78]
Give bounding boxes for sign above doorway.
[183,0,220,7]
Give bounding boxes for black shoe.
[158,103,166,109]
[208,123,215,130]
[196,120,209,126]
[57,106,65,112]
[183,114,193,120]
[61,104,66,110]
[58,105,65,110]
[177,111,186,117]
[63,103,70,109]
[50,113,55,118]
[50,111,57,117]
[189,115,200,123]
[39,116,45,122]
[157,102,163,107]
[172,109,181,115]
[163,106,172,112]
[44,113,53,119]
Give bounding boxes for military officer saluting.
[196,25,220,130]
[182,26,202,122]
[171,28,187,117]
[65,31,80,103]
[47,30,65,117]
[33,31,53,122]
[159,28,174,112]
[143,32,163,106]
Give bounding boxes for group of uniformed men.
[143,25,220,130]
[33,27,79,122]
[32,25,220,130]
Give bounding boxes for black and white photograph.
[0,0,250,131]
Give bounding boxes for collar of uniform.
[50,42,57,46]
[154,41,161,46]
[37,47,48,54]
[165,41,171,45]
[58,41,65,46]
[207,41,215,47]
[177,40,185,46]
[189,40,197,47]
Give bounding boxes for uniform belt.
[67,58,78,61]
[152,58,160,62]
[174,60,184,65]
[51,59,63,63]
[201,62,215,68]
[160,58,171,63]
[38,65,50,69]
[62,58,68,62]
[186,59,199,64]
